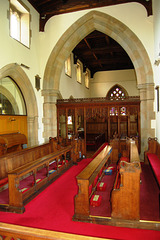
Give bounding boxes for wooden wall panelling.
[56,97,140,152]
[0,115,27,139]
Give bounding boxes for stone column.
[27,116,39,146]
[138,83,155,159]
[42,89,60,142]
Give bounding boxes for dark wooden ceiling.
[73,30,134,76]
[27,0,152,32]
[27,0,152,76]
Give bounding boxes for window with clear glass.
[76,61,82,83]
[65,55,72,77]
[10,0,30,48]
[0,77,26,115]
[85,69,90,89]
[107,85,127,101]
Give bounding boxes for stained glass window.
[120,106,127,115]
[110,107,118,116]
[107,85,127,100]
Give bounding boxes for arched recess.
[42,10,155,156]
[0,63,39,146]
[0,85,19,114]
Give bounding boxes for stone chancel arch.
[42,10,155,157]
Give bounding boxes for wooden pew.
[0,139,55,181]
[0,135,85,213]
[73,145,112,220]
[0,136,80,182]
[7,145,73,213]
[111,138,141,220]
[0,132,27,156]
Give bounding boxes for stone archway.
[42,10,155,156]
[0,63,39,146]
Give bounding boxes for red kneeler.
[97,182,106,191]
[90,195,102,207]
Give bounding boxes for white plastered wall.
[0,0,43,143]
[91,69,139,98]
[59,54,91,99]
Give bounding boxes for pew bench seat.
[145,138,160,188]
[147,153,160,187]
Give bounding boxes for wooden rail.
[73,145,112,220]
[0,222,111,240]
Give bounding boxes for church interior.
[0,0,160,239]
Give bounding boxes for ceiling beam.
[27,0,152,31]
[83,38,103,68]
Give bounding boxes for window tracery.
[107,85,127,101]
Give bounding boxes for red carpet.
[0,158,160,240]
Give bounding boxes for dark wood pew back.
[0,141,54,180]
[144,137,160,163]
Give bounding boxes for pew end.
[111,138,141,220]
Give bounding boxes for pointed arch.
[106,84,129,100]
[42,10,155,155]
[0,63,39,146]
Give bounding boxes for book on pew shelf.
[49,160,56,165]
[49,169,56,175]
[107,166,116,172]
[90,194,102,207]
[97,182,107,191]
[104,169,112,175]
[21,187,28,193]
[58,164,63,168]
[32,179,42,186]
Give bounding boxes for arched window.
[85,69,90,89]
[65,54,72,77]
[0,77,26,115]
[106,85,128,101]
[76,60,82,84]
[10,0,30,48]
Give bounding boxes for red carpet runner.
[0,158,160,240]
